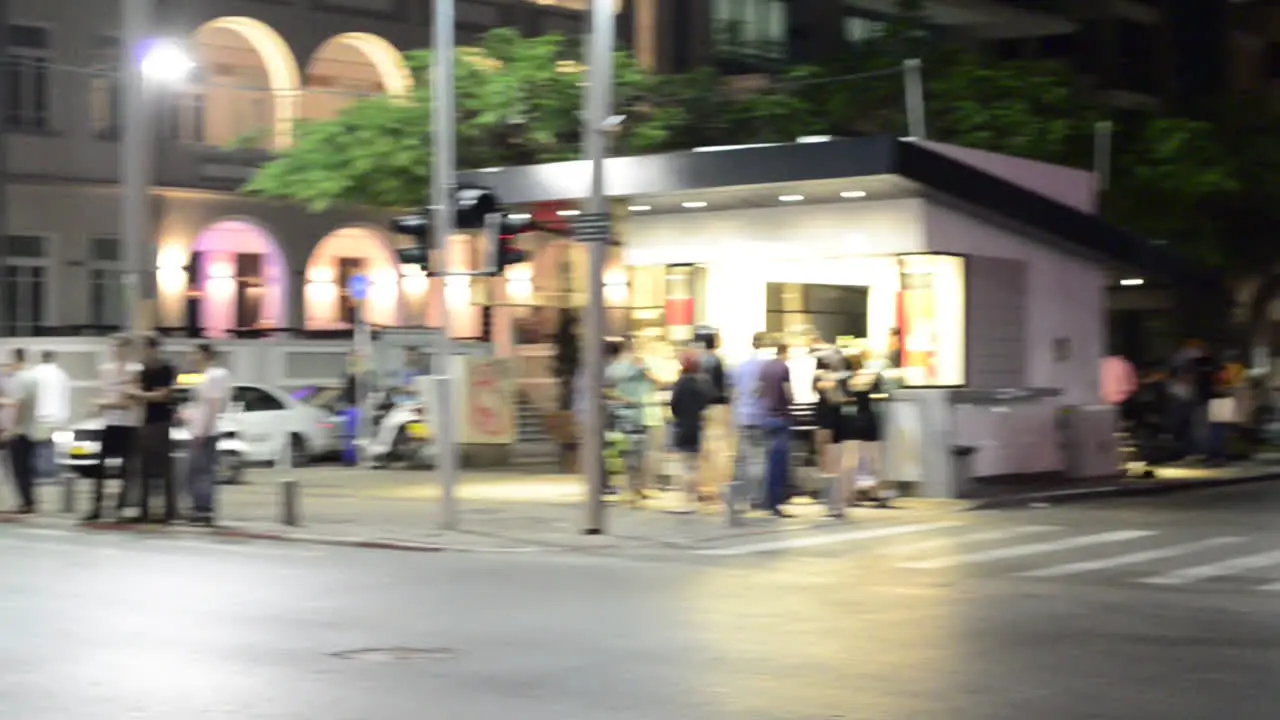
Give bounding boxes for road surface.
[2,482,1280,719]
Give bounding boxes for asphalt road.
[3,483,1280,719]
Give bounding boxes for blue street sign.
[346,273,369,302]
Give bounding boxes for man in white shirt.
[85,335,142,522]
[0,349,39,513]
[32,350,72,482]
[186,342,229,525]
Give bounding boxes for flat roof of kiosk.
[457,135,1197,281]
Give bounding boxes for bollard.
[61,473,75,514]
[279,478,301,526]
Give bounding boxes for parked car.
[219,380,342,465]
[53,412,246,486]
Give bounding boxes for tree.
[244,29,680,211]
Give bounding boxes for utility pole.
[431,0,460,530]
[121,0,155,331]
[580,0,615,534]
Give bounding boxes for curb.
[0,515,534,553]
[969,470,1280,510]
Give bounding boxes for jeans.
[1207,423,1230,463]
[137,423,177,520]
[733,426,767,507]
[90,425,136,514]
[7,435,35,510]
[186,436,218,517]
[762,417,791,511]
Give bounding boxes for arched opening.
[189,219,290,337]
[178,17,301,150]
[301,33,412,123]
[304,226,402,329]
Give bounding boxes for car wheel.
[289,434,311,468]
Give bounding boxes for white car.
[222,381,342,465]
[54,416,247,486]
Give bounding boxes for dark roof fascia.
[891,140,1200,281]
[455,136,898,204]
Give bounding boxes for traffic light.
[486,213,535,274]
[389,186,501,271]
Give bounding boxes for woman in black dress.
[838,352,884,502]
[813,354,847,481]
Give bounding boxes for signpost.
[347,273,372,464]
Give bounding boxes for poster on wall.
[896,254,967,387]
[448,356,517,444]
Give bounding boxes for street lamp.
[121,0,197,333]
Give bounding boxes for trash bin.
[950,444,977,492]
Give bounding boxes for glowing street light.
[139,39,196,83]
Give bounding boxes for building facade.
[0,0,605,338]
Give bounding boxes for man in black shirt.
[129,334,177,523]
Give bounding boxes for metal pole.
[902,58,926,141]
[432,0,459,530]
[121,0,155,332]
[581,0,615,535]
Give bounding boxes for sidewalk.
[968,457,1280,509]
[0,467,966,552]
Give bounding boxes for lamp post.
[580,0,616,534]
[121,0,195,332]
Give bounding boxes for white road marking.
[1019,537,1244,578]
[884,525,1061,555]
[16,527,72,537]
[1138,549,1280,586]
[693,521,962,556]
[899,530,1157,570]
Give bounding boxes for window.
[89,237,124,328]
[0,234,49,336]
[235,386,285,413]
[338,257,366,325]
[4,24,51,131]
[766,283,868,340]
[166,68,206,144]
[88,35,119,139]
[711,0,787,59]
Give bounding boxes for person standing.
[84,335,141,522]
[30,351,71,483]
[757,340,794,518]
[131,335,177,523]
[605,336,657,501]
[669,351,710,513]
[0,349,39,513]
[694,330,730,499]
[731,332,771,509]
[185,343,230,525]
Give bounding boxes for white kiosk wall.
[922,202,1106,405]
[623,199,929,362]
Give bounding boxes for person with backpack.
[694,329,729,500]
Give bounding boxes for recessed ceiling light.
[779,194,805,202]
[681,201,707,209]
[628,205,652,212]
[557,209,581,216]
[1119,278,1144,286]
[507,213,532,220]
[840,190,867,199]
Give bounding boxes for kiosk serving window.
[896,253,966,387]
[766,283,868,339]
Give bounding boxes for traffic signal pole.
[432,0,460,530]
[581,0,615,534]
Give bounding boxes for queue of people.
[0,335,230,524]
[584,328,892,516]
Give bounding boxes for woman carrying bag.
[838,352,887,507]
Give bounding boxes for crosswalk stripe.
[1138,549,1280,585]
[693,521,962,556]
[898,530,1157,570]
[884,525,1060,555]
[1019,537,1244,578]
